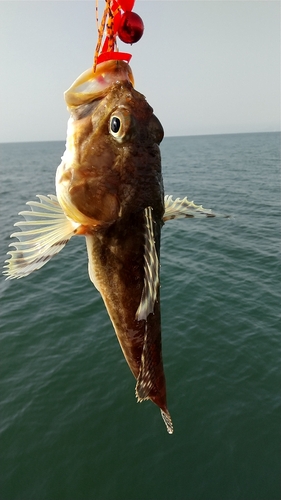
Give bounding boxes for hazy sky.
[0,1,280,142]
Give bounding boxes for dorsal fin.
[135,323,156,401]
[135,323,174,434]
[135,207,159,321]
[3,194,80,279]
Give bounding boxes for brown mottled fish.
[4,60,221,433]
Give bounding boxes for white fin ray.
[3,194,80,279]
[163,195,217,221]
[135,207,159,321]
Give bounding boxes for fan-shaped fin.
[163,195,223,221]
[3,194,80,279]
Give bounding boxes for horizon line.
[1,130,280,145]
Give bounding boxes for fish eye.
[111,116,121,134]
[109,109,131,142]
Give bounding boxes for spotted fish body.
[4,60,225,433]
[56,60,173,430]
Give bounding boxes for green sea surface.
[0,133,280,500]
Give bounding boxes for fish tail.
[137,385,174,434]
[160,408,173,434]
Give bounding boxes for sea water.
[0,133,280,500]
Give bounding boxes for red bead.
[118,11,144,44]
[118,0,135,11]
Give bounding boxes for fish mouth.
[64,60,134,109]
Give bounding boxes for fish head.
[56,60,164,228]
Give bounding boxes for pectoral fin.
[163,195,228,221]
[135,207,159,321]
[3,194,80,279]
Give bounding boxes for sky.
[0,0,280,142]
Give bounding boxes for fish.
[3,59,225,434]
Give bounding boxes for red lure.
[94,0,144,71]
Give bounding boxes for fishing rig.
[94,0,144,71]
